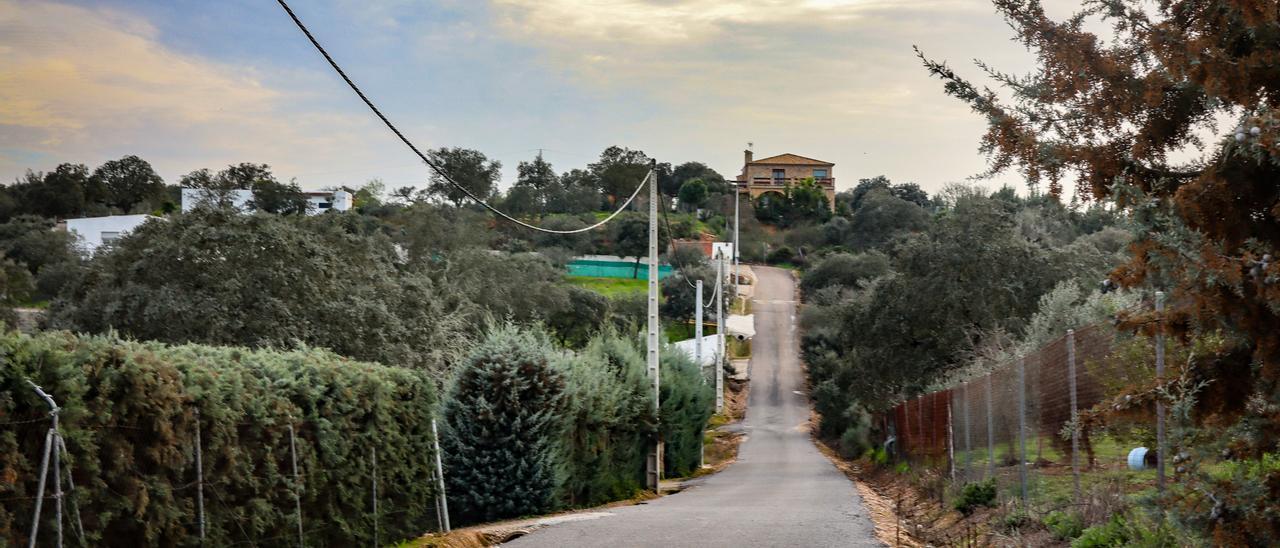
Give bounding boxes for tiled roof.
[749,153,833,166]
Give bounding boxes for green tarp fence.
[567,259,674,280]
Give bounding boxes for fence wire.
[883,324,1166,512]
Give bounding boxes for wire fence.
[9,390,450,548]
[883,322,1169,517]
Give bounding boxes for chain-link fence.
[883,323,1166,516]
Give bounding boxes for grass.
[729,296,751,315]
[567,276,647,297]
[664,322,717,343]
[728,338,751,359]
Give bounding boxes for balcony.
[744,177,835,188]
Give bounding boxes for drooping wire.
[274,0,647,234]
[656,190,722,309]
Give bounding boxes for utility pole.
[695,279,704,373]
[715,251,725,413]
[646,166,663,491]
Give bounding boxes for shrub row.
[0,330,438,547]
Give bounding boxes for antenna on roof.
[747,142,754,151]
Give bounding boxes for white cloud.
[0,1,386,187]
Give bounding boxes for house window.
[772,169,786,183]
[317,202,332,209]
[813,169,828,179]
[100,231,120,245]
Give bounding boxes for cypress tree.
[442,326,568,524]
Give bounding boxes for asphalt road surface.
[506,266,881,547]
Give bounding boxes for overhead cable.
[274,0,647,234]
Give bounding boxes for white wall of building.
[65,214,155,256]
[304,190,353,214]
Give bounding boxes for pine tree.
[441,326,568,524]
[920,1,1280,541]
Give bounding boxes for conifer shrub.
[0,329,438,547]
[441,327,568,524]
[555,332,652,506]
[659,346,714,478]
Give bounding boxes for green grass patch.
[567,276,647,297]
[728,338,751,359]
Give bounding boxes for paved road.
[507,266,881,547]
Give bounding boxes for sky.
[0,0,1085,195]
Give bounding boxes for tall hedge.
[555,333,653,506]
[0,330,439,547]
[659,346,715,477]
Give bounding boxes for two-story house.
[735,150,836,211]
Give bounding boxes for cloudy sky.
[0,0,1083,194]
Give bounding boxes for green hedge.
[0,330,438,547]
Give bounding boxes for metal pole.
[288,424,303,547]
[53,418,63,548]
[715,253,725,414]
[962,383,972,482]
[985,375,995,480]
[1017,356,1029,505]
[29,429,53,548]
[371,448,378,548]
[56,436,84,545]
[195,409,206,543]
[946,397,955,481]
[431,420,451,533]
[1155,291,1166,493]
[1067,329,1081,501]
[695,280,704,375]
[646,167,663,490]
[26,381,60,548]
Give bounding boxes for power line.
[656,190,721,308]
[273,0,646,235]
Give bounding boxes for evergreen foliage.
[441,326,568,524]
[555,332,652,506]
[0,330,438,547]
[659,345,715,477]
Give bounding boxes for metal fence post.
[1155,291,1166,494]
[56,436,84,546]
[288,423,303,547]
[26,381,61,548]
[961,383,972,482]
[195,408,206,543]
[1067,329,1081,501]
[1017,356,1029,505]
[431,419,451,533]
[946,397,956,481]
[371,447,378,548]
[985,375,995,480]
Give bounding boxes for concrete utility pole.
[715,251,725,413]
[646,167,663,491]
[695,280,704,373]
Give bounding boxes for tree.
[753,177,831,227]
[611,214,670,278]
[249,179,310,215]
[677,179,709,211]
[799,252,891,295]
[846,188,930,251]
[548,286,611,348]
[589,146,651,205]
[921,5,1280,539]
[442,326,567,524]
[425,147,502,207]
[92,155,167,213]
[672,162,727,194]
[659,264,717,323]
[50,209,471,379]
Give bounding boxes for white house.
[180,188,352,215]
[64,214,156,256]
[303,190,353,213]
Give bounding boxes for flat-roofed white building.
[64,214,156,256]
[304,190,353,213]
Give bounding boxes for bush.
[1073,515,1129,548]
[1045,510,1086,540]
[0,330,438,547]
[442,326,568,525]
[1000,509,1031,532]
[659,345,715,478]
[766,245,795,265]
[952,479,997,515]
[555,333,652,506]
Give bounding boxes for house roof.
[748,153,833,166]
